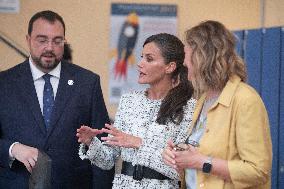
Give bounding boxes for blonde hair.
[185,20,247,98]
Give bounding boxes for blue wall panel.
[244,29,262,93]
[279,27,284,189]
[234,30,244,58]
[261,27,281,189]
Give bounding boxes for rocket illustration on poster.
[110,12,139,80]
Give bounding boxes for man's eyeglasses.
[34,37,65,47]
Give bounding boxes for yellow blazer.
[181,75,272,189]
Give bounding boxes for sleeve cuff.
[9,142,20,167]
[79,137,101,160]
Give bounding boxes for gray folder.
[29,151,52,189]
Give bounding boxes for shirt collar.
[217,75,241,107]
[188,75,242,135]
[197,75,242,109]
[29,56,61,81]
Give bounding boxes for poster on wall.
[109,3,177,104]
[0,0,19,13]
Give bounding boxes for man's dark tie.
[43,74,54,130]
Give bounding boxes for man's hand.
[11,143,38,173]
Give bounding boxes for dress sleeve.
[79,137,119,170]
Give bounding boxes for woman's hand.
[174,144,207,170]
[163,140,207,171]
[162,140,177,168]
[76,125,103,146]
[100,124,142,148]
[162,140,184,174]
[164,140,231,181]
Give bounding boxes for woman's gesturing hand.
[100,124,142,148]
[76,125,103,146]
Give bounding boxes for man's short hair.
[28,10,65,36]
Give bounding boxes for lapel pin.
[68,80,74,86]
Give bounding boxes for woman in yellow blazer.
[162,20,272,189]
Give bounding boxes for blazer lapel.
[47,62,75,136]
[17,61,47,134]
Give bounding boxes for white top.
[79,90,196,189]
[185,97,218,189]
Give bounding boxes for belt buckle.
[133,165,143,181]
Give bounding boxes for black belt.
[121,161,170,181]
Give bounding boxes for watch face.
[202,162,212,173]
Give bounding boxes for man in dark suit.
[0,10,114,189]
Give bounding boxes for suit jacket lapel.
[47,62,75,136]
[17,61,47,134]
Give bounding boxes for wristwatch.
[202,156,213,173]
